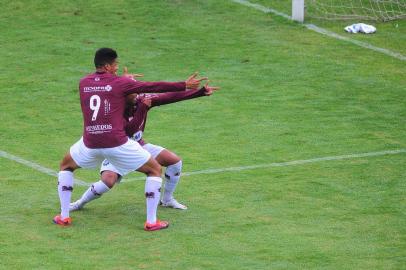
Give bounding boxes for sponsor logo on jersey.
[86,124,113,134]
[83,85,112,92]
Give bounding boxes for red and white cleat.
[53,215,72,226]
[144,220,169,231]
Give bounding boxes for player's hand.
[123,67,144,81]
[203,82,220,96]
[140,96,152,107]
[185,72,208,90]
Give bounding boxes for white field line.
[231,0,406,61]
[2,149,405,184]
[121,148,406,183]
[0,150,89,187]
[231,0,291,19]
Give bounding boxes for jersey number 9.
[90,95,101,121]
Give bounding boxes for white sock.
[145,176,162,224]
[77,180,110,207]
[163,160,182,202]
[58,171,74,219]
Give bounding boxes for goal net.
[306,0,406,21]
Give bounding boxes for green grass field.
[0,0,405,269]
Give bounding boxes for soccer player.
[53,47,207,231]
[69,84,220,213]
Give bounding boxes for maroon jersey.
[124,88,207,145]
[79,71,185,148]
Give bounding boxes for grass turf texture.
[0,0,405,269]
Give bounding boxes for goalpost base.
[292,0,304,22]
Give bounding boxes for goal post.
[292,0,305,22]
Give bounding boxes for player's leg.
[70,171,117,211]
[70,160,121,211]
[54,152,80,225]
[137,158,169,231]
[155,149,187,210]
[143,143,186,210]
[105,139,168,231]
[54,138,103,226]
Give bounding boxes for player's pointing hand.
[123,67,144,81]
[203,82,220,96]
[185,72,208,90]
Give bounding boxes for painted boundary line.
[231,0,406,61]
[2,149,405,184]
[0,150,89,187]
[121,148,406,183]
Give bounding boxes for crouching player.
[70,83,220,218]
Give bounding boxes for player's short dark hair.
[94,48,118,68]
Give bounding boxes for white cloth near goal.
[345,23,376,34]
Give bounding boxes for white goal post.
[292,0,305,22]
[292,0,406,22]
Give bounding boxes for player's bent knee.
[137,158,162,177]
[172,154,181,164]
[165,160,182,179]
[60,153,79,172]
[156,150,181,167]
[101,170,119,188]
[169,160,182,172]
[150,163,162,176]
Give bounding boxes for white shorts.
[99,143,165,177]
[70,137,151,176]
[142,143,165,159]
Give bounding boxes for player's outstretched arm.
[121,67,186,94]
[121,68,209,94]
[149,82,220,107]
